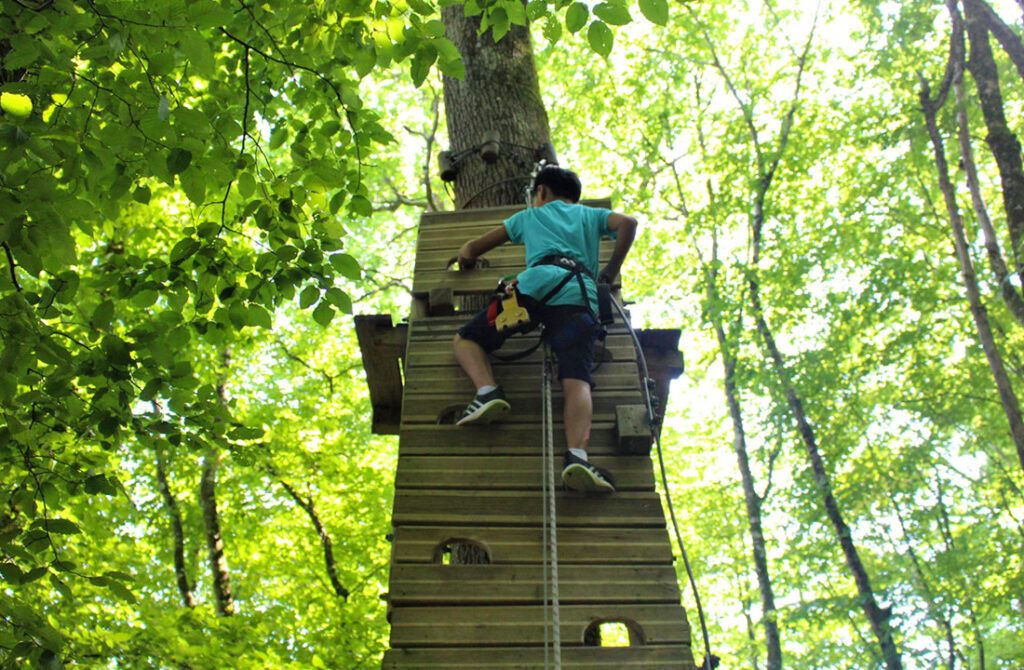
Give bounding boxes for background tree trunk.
[155,451,196,609]
[441,7,552,209]
[200,447,234,617]
[963,0,1024,284]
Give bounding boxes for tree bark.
[963,0,1024,286]
[748,282,903,670]
[920,39,1024,469]
[968,0,1024,82]
[441,6,552,209]
[701,245,782,670]
[275,472,349,599]
[200,446,234,617]
[440,6,554,564]
[952,35,1024,327]
[155,450,196,609]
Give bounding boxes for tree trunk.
[920,48,1024,470]
[441,6,552,209]
[155,450,196,609]
[968,0,1024,82]
[200,447,234,617]
[440,7,554,564]
[963,0,1024,286]
[748,283,903,670]
[953,41,1024,327]
[702,249,782,670]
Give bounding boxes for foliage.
[2,0,1023,668]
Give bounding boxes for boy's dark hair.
[531,166,582,203]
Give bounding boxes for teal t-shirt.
[503,200,613,312]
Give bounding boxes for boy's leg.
[562,378,592,452]
[453,312,511,425]
[544,307,614,494]
[453,334,497,390]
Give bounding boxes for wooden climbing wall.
[358,203,696,669]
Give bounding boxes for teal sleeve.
[504,210,526,244]
[592,207,615,239]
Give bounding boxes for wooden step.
[389,603,690,646]
[382,645,696,669]
[400,390,645,426]
[394,455,656,491]
[398,423,625,456]
[392,490,668,528]
[403,364,642,396]
[413,200,615,296]
[388,564,682,605]
[390,526,677,565]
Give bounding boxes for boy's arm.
[599,212,638,283]
[457,225,510,269]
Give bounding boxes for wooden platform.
[363,205,694,669]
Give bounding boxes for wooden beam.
[354,314,408,435]
[383,645,695,669]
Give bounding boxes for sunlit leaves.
[566,2,589,33]
[638,0,669,25]
[587,20,614,57]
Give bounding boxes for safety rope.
[540,341,561,669]
[611,297,715,670]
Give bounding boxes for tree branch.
[270,468,349,599]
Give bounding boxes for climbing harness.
[610,296,715,670]
[540,342,562,669]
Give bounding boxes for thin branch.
[2,242,21,292]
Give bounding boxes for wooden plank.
[354,315,407,435]
[394,455,656,491]
[388,564,682,605]
[403,366,642,396]
[398,423,625,457]
[390,526,676,564]
[415,199,612,228]
[382,645,696,669]
[389,603,690,646]
[392,490,668,528]
[400,390,644,426]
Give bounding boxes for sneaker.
[561,451,615,494]
[456,387,511,426]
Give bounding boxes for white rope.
[541,341,561,669]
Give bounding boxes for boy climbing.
[452,166,638,494]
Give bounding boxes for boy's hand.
[457,243,478,270]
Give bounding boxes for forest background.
[1,0,1022,667]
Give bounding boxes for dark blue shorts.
[457,294,599,384]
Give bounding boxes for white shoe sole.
[456,399,510,426]
[562,463,615,494]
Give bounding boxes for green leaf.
[167,148,193,175]
[638,0,668,25]
[409,0,434,14]
[270,126,289,150]
[312,302,335,327]
[45,518,81,535]
[325,288,352,314]
[50,574,73,600]
[169,238,201,264]
[132,186,151,204]
[275,245,299,262]
[593,2,631,25]
[299,285,320,309]
[0,562,22,584]
[84,474,117,496]
[237,171,256,198]
[1,92,33,118]
[348,195,373,217]
[329,253,361,280]
[180,169,207,204]
[247,303,272,328]
[565,2,589,33]
[438,57,465,80]
[411,46,437,87]
[587,20,613,57]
